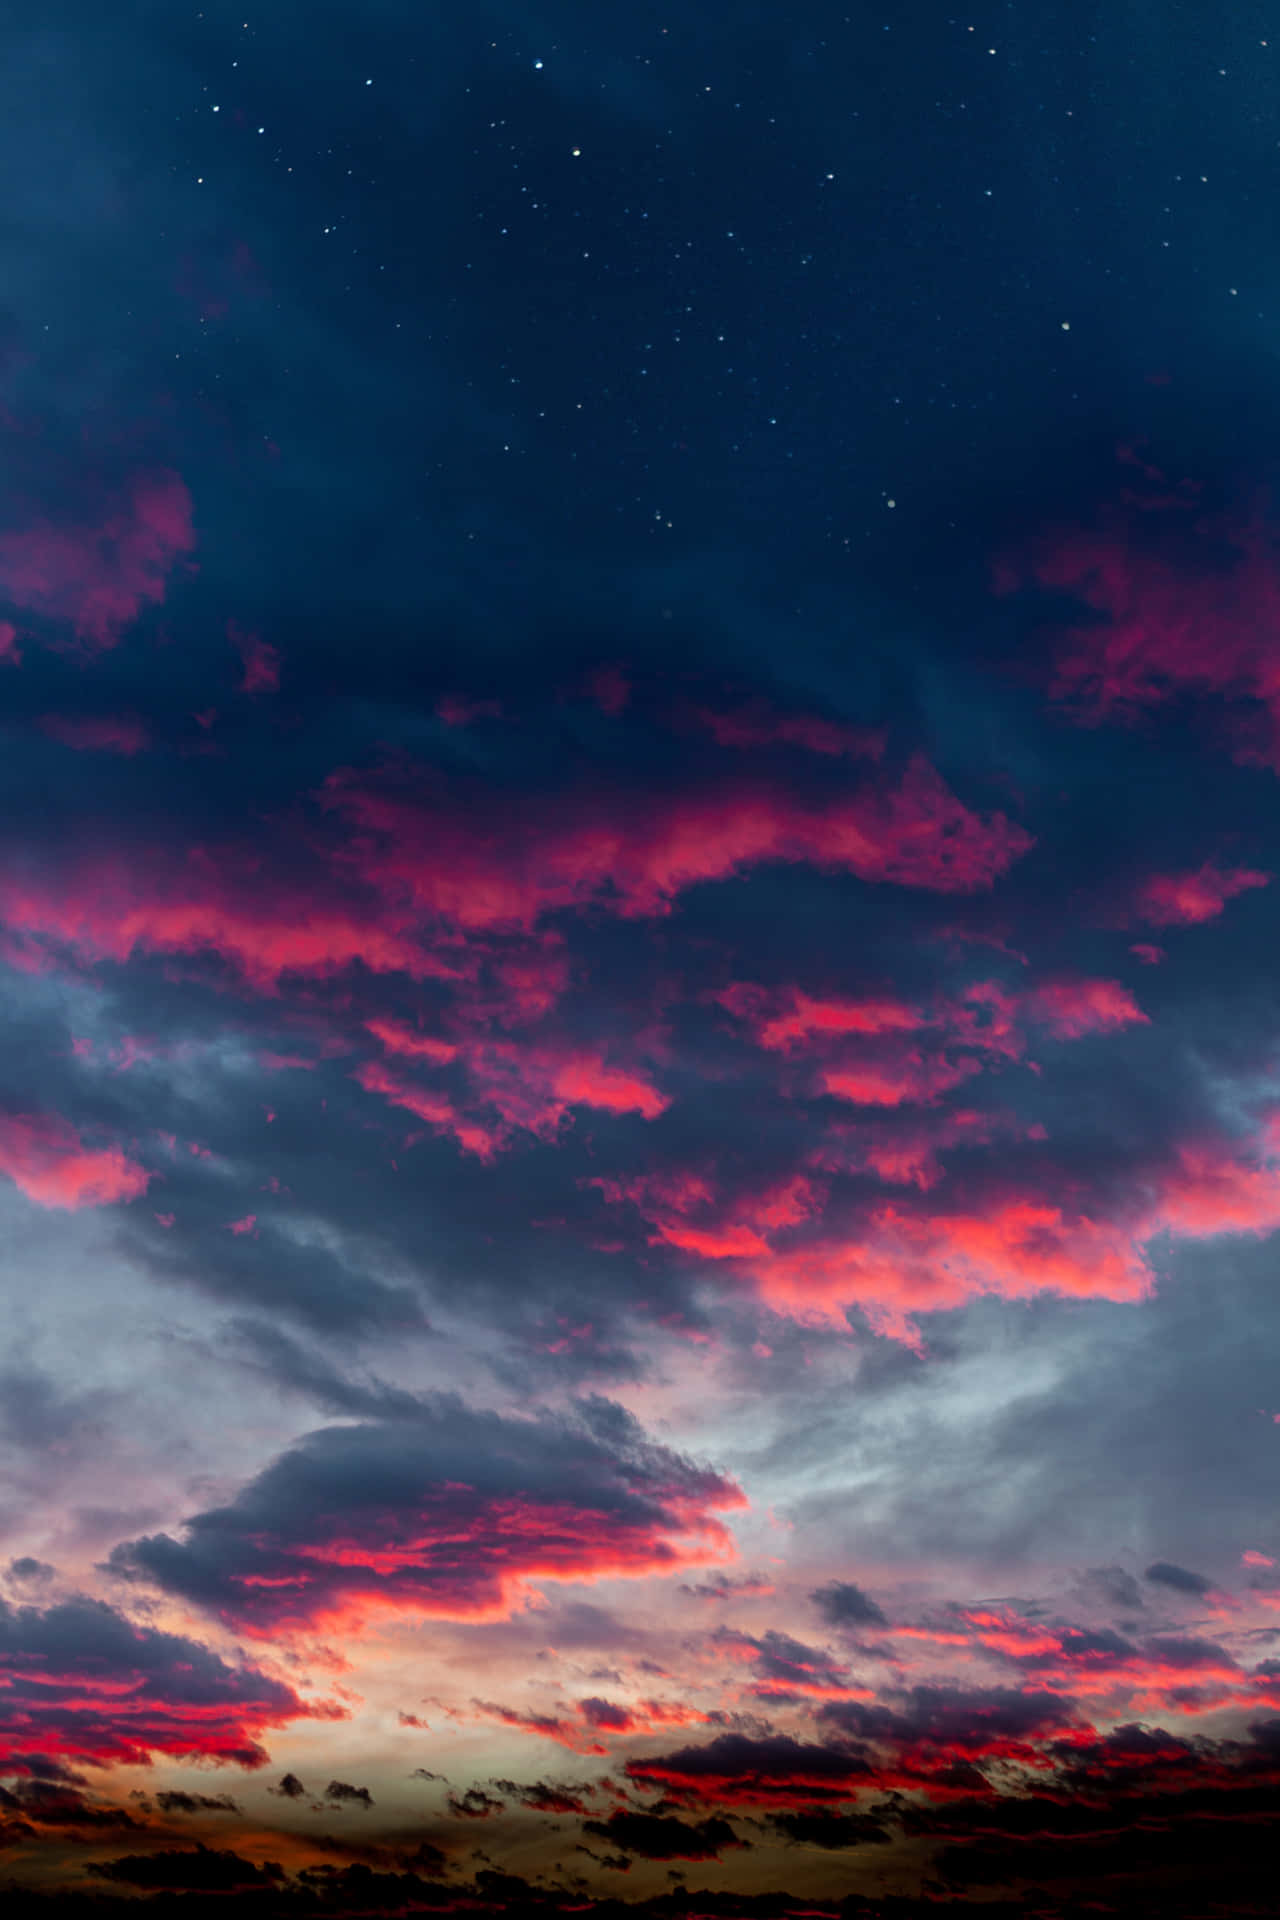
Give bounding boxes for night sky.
[6,4,1280,1916]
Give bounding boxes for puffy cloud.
[324,1779,374,1809]
[687,697,884,760]
[38,714,150,756]
[1021,977,1148,1039]
[582,1809,745,1860]
[996,486,1280,770]
[598,1125,1280,1342]
[490,1778,591,1815]
[710,1626,866,1700]
[109,1396,745,1634]
[0,1112,149,1211]
[90,1844,281,1891]
[1134,863,1271,927]
[0,1595,323,1768]
[0,470,195,650]
[625,1732,873,1806]
[1143,1560,1214,1596]
[231,625,281,695]
[320,750,1032,929]
[810,1581,888,1629]
[767,1806,892,1848]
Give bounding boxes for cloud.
[109,1395,745,1634]
[995,485,1280,755]
[625,1732,872,1806]
[325,1779,374,1809]
[90,1844,281,1891]
[38,714,150,756]
[582,1809,745,1860]
[0,470,194,650]
[1144,1560,1214,1596]
[321,749,1032,928]
[1076,1567,1145,1614]
[0,1595,323,1768]
[231,624,281,694]
[710,1626,864,1700]
[1133,864,1271,927]
[5,1557,56,1586]
[470,1693,712,1754]
[490,1778,590,1815]
[0,1112,149,1210]
[810,1580,887,1628]
[153,1791,239,1815]
[1022,977,1148,1040]
[767,1806,892,1849]
[689,698,883,760]
[613,1124,1280,1342]
[447,1787,503,1818]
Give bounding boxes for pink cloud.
[692,698,884,759]
[1023,977,1149,1039]
[0,1595,327,1770]
[353,1059,504,1161]
[435,692,502,725]
[355,1027,668,1160]
[231,623,281,693]
[821,1055,983,1108]
[321,750,1033,929]
[996,489,1280,771]
[1134,864,1270,927]
[591,1123,1280,1344]
[0,471,195,648]
[587,664,631,715]
[111,1401,747,1636]
[0,1112,150,1210]
[39,712,150,755]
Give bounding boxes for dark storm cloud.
[108,1395,744,1633]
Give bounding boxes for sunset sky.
[5,4,1280,1916]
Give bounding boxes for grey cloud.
[1144,1560,1214,1595]
[809,1579,886,1628]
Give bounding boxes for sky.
[5,2,1280,1915]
